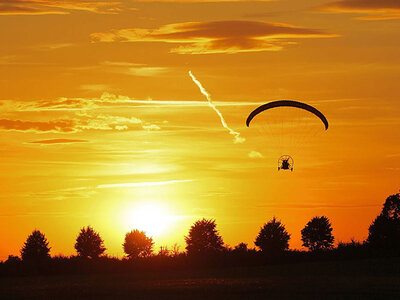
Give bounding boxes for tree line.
[3,193,400,267]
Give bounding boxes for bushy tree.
[368,193,400,250]
[185,219,224,256]
[381,193,400,219]
[368,215,400,249]
[255,217,290,256]
[301,216,334,251]
[75,226,106,258]
[123,229,154,258]
[20,230,51,261]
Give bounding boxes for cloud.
[0,114,160,133]
[80,84,112,92]
[0,92,268,137]
[0,94,164,133]
[0,93,265,113]
[101,61,169,77]
[0,119,77,133]
[0,3,63,15]
[91,20,338,54]
[248,151,263,158]
[13,93,132,111]
[142,124,161,131]
[135,0,274,2]
[35,43,75,51]
[258,203,380,209]
[0,0,122,15]
[97,179,193,189]
[28,139,89,144]
[318,0,400,20]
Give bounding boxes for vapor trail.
[189,71,245,144]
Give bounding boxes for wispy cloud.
[97,179,193,189]
[28,139,89,144]
[73,61,170,77]
[0,119,77,133]
[101,61,169,77]
[0,94,163,133]
[80,84,113,92]
[133,0,275,2]
[35,43,75,51]
[0,94,266,112]
[258,203,380,209]
[0,0,122,15]
[318,0,400,20]
[91,20,338,54]
[248,151,263,158]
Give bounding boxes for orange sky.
[0,0,399,260]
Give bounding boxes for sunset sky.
[0,0,399,260]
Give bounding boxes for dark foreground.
[2,258,400,299]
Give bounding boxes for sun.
[122,203,174,238]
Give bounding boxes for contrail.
[189,71,245,144]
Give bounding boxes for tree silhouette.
[368,193,400,250]
[20,230,51,261]
[255,217,290,256]
[301,216,334,251]
[75,226,106,259]
[368,215,400,249]
[171,243,181,257]
[123,229,154,258]
[157,246,170,257]
[185,219,224,256]
[233,242,248,253]
[381,193,400,219]
[367,193,400,248]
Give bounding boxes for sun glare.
[122,203,175,238]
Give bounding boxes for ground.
[1,258,400,299]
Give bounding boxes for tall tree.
[75,226,106,258]
[185,219,224,256]
[123,229,154,258]
[20,230,51,261]
[255,217,290,256]
[301,216,334,251]
[368,193,400,249]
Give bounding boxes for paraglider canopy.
[246,100,329,130]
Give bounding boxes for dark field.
[2,258,400,299]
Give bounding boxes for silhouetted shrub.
[255,217,290,256]
[157,246,170,257]
[337,239,363,250]
[335,239,367,258]
[123,229,154,259]
[20,230,51,262]
[233,243,248,254]
[301,216,334,251]
[185,219,224,256]
[5,255,21,264]
[171,243,181,257]
[75,226,106,259]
